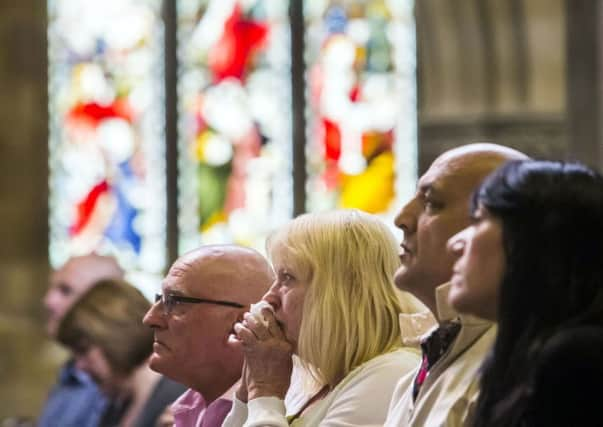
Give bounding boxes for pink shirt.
[172,389,232,427]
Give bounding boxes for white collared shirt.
[385,282,496,427]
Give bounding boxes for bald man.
[385,144,528,426]
[39,254,124,427]
[143,245,274,427]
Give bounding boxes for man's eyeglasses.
[154,293,245,315]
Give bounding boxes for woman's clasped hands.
[233,306,293,402]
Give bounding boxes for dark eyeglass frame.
[154,293,245,314]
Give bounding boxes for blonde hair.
[267,209,417,386]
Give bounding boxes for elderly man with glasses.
[143,244,274,427]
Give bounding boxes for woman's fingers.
[234,322,256,344]
[262,308,286,339]
[236,308,288,346]
[243,312,271,341]
[235,310,293,401]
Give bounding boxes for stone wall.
[416,0,568,172]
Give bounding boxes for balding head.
[393,143,528,317]
[45,254,124,336]
[431,143,527,186]
[143,244,273,400]
[174,245,274,305]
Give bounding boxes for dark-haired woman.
[447,160,603,427]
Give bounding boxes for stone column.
[566,0,603,169]
[0,1,66,420]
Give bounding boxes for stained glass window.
[304,0,417,222]
[177,0,293,253]
[48,0,167,281]
[49,0,417,271]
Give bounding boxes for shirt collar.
[172,389,207,415]
[399,311,438,347]
[60,360,96,385]
[171,380,240,415]
[435,282,457,322]
[399,282,491,346]
[435,282,492,326]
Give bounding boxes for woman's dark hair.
[57,278,153,376]
[472,160,603,426]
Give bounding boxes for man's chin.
[393,266,412,291]
[148,354,165,374]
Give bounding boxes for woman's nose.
[261,281,281,310]
[447,228,469,256]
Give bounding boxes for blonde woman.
[224,210,424,426]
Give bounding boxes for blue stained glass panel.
[48,0,167,281]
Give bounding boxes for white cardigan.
[221,347,420,427]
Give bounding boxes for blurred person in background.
[58,278,185,427]
[38,254,124,427]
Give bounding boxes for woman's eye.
[425,199,441,211]
[280,271,294,284]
